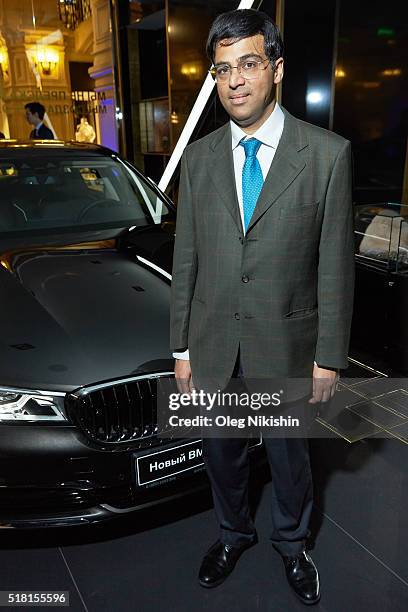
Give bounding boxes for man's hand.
[308,364,339,403]
[174,359,195,394]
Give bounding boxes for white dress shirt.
[173,102,285,360]
[34,121,43,136]
[231,101,285,234]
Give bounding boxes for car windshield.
[0,151,172,236]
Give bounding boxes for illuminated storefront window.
[0,0,117,150]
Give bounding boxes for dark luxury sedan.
[0,140,261,528]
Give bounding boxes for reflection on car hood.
[0,232,174,392]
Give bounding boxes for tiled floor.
[314,359,408,444]
[1,434,407,612]
[1,358,408,611]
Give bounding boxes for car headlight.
[0,388,66,421]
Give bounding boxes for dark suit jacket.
[170,105,355,393]
[30,124,54,140]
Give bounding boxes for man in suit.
[25,102,54,139]
[170,9,354,605]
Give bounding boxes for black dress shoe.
[282,550,320,605]
[198,539,255,588]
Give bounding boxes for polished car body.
[0,140,262,528]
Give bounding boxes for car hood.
[0,228,174,392]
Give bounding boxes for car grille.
[65,373,175,447]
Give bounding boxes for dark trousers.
[201,349,313,556]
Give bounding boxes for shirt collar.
[230,101,284,150]
[35,122,43,132]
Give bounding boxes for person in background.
[25,102,54,140]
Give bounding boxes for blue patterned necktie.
[240,137,264,232]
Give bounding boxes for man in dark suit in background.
[170,9,354,606]
[25,102,54,139]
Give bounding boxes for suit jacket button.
[242,275,249,283]
[234,313,240,320]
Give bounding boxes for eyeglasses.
[209,58,271,82]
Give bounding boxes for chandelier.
[58,0,92,31]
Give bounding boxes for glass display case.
[355,203,408,271]
[352,203,408,374]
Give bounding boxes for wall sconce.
[35,48,59,75]
[181,62,202,80]
[0,49,9,77]
[381,68,401,77]
[170,111,179,124]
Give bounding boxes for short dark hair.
[206,9,283,66]
[24,102,46,120]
